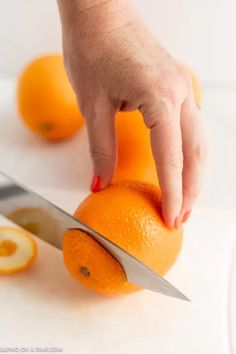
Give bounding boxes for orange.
[113,65,202,185]
[113,110,158,185]
[180,63,202,107]
[63,181,183,296]
[17,55,83,141]
[0,227,37,274]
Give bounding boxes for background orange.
[17,55,84,141]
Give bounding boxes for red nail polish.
[91,175,102,193]
[174,217,180,230]
[182,210,192,223]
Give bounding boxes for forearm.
[57,0,138,56]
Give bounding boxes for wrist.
[57,0,133,46]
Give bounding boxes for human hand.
[57,0,206,228]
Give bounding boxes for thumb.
[85,100,117,192]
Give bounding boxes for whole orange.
[63,181,183,296]
[113,65,201,185]
[17,55,83,141]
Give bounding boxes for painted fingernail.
[182,210,192,223]
[174,217,180,230]
[91,175,102,193]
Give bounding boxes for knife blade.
[0,171,190,301]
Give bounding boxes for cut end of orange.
[63,229,140,296]
[0,227,37,274]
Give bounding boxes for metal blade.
[0,171,190,301]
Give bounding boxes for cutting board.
[0,80,236,354]
[0,211,236,354]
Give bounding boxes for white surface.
[0,80,236,353]
[0,213,235,354]
[1,0,236,82]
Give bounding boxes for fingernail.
[182,210,192,223]
[174,217,180,230]
[91,175,102,193]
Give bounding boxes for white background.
[0,0,236,83]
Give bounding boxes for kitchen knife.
[0,171,189,301]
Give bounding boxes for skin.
[57,0,207,229]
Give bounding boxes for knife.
[0,171,189,301]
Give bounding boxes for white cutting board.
[0,211,235,354]
[0,80,236,353]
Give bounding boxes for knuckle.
[153,68,189,101]
[153,82,179,104]
[142,98,174,129]
[141,73,185,102]
[185,140,207,164]
[183,186,199,200]
[166,156,183,170]
[159,151,183,171]
[90,148,114,163]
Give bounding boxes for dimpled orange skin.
[63,181,183,296]
[17,55,83,141]
[112,66,201,185]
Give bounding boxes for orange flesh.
[0,227,38,274]
[0,240,17,256]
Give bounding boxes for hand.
[57,0,206,228]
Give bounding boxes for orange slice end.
[0,227,37,274]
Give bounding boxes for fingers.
[180,93,206,222]
[140,100,183,229]
[84,99,117,191]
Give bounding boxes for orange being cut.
[63,181,183,296]
[0,227,37,274]
[17,54,84,141]
[63,230,135,295]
